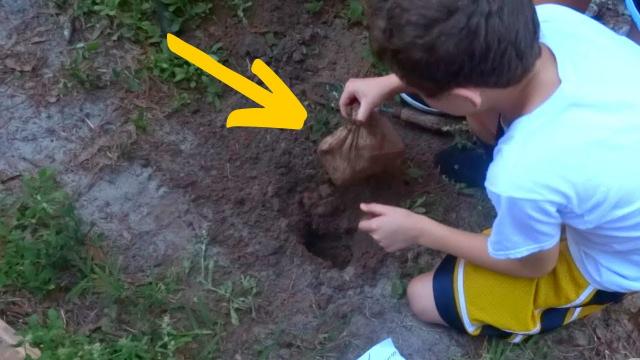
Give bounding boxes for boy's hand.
[339,75,407,123]
[358,203,426,252]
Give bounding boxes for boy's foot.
[434,143,494,189]
[399,93,449,116]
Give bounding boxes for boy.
[340,0,640,342]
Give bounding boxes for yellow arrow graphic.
[166,33,307,130]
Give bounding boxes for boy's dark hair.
[369,0,541,97]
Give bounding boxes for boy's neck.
[491,44,561,126]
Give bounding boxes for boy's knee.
[407,272,444,324]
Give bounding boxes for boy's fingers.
[339,90,356,118]
[358,218,377,233]
[360,202,391,216]
[355,105,371,123]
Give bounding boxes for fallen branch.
[383,106,467,134]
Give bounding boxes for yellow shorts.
[433,241,626,343]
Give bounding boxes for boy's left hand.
[358,203,426,252]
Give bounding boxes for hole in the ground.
[303,225,353,270]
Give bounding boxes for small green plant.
[226,0,253,24]
[404,195,427,214]
[406,161,425,182]
[304,0,324,14]
[20,309,210,360]
[74,0,212,43]
[390,277,407,300]
[130,108,149,133]
[0,169,87,296]
[112,67,145,92]
[403,193,448,221]
[308,107,341,141]
[70,260,127,302]
[171,92,192,111]
[155,314,214,359]
[341,0,365,25]
[442,175,478,196]
[150,40,225,107]
[482,339,514,360]
[363,46,389,75]
[158,0,213,33]
[212,275,258,326]
[64,41,107,90]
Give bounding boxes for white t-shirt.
[485,4,640,293]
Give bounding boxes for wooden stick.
[386,107,465,133]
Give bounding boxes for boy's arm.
[358,203,560,278]
[414,215,560,277]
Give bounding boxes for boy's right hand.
[339,74,406,123]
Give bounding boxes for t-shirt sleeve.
[487,190,562,259]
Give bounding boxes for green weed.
[226,0,253,24]
[1,170,249,359]
[212,275,258,326]
[70,260,127,302]
[362,46,389,75]
[20,309,210,360]
[171,92,192,111]
[441,175,480,196]
[150,40,225,107]
[304,0,324,14]
[130,108,149,133]
[74,0,212,43]
[341,0,365,25]
[405,161,425,183]
[156,0,213,33]
[0,169,87,296]
[112,67,145,92]
[308,107,341,141]
[403,193,447,221]
[390,277,407,299]
[404,195,427,214]
[63,41,108,90]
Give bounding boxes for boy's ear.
[450,88,483,111]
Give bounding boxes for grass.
[405,161,426,183]
[60,0,222,104]
[62,41,107,91]
[149,40,226,107]
[308,106,342,141]
[226,0,253,24]
[0,169,87,296]
[403,195,427,214]
[402,193,449,221]
[130,108,149,133]
[1,170,259,358]
[212,275,258,326]
[304,0,324,14]
[362,46,389,75]
[73,0,212,43]
[341,0,365,25]
[478,337,551,360]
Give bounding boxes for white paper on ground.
[356,338,406,360]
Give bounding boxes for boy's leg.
[407,243,626,342]
[407,271,447,325]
